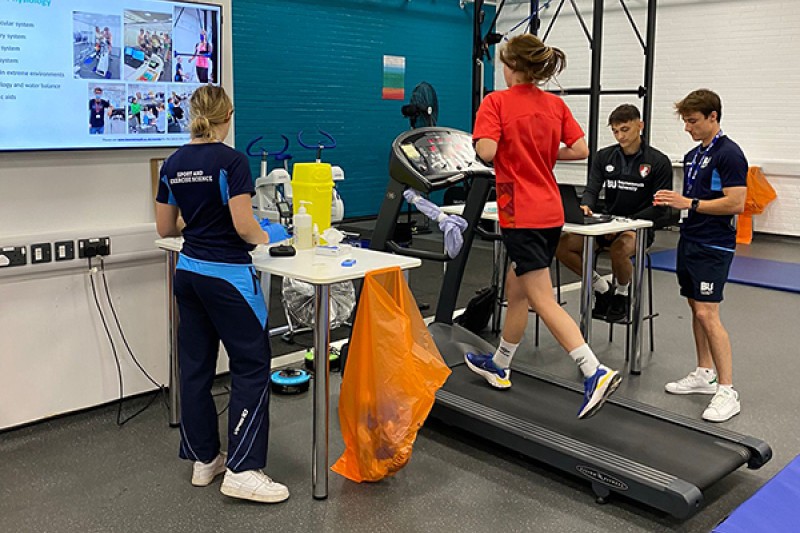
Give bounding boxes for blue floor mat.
[713,455,800,533]
[649,249,800,293]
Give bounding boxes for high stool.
[605,251,658,355]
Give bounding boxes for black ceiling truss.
[472,0,658,175]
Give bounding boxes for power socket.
[30,243,52,264]
[55,241,75,261]
[78,237,111,259]
[0,246,27,267]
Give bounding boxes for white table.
[156,238,421,499]
[441,202,653,374]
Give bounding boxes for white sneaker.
[665,370,717,395]
[192,452,227,487]
[702,388,741,422]
[220,469,290,503]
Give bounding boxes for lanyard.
[686,130,722,195]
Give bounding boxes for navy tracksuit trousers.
[174,255,272,472]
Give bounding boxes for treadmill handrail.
[386,240,451,262]
[441,171,465,184]
[473,224,501,241]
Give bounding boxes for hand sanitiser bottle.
[294,201,313,250]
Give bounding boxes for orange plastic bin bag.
[331,266,451,482]
[737,166,777,244]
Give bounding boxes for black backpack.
[455,286,497,334]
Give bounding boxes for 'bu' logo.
[605,179,617,189]
[700,282,714,295]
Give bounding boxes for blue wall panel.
[232,0,493,218]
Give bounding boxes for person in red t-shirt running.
[467,34,621,419]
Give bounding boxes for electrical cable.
[102,257,232,418]
[99,258,165,391]
[98,258,234,419]
[87,257,164,426]
[99,258,169,413]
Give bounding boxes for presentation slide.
[0,0,221,152]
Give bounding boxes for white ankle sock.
[615,282,630,296]
[493,338,519,369]
[697,366,716,378]
[569,343,600,378]
[593,272,610,293]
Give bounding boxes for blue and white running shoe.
[578,365,621,419]
[464,353,511,389]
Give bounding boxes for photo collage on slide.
[71,5,219,137]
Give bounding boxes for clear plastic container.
[294,202,313,250]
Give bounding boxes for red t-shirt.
[473,84,584,228]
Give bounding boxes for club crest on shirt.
[639,164,651,178]
[605,164,615,172]
[701,156,711,168]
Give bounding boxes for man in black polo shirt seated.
[556,104,673,322]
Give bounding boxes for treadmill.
[371,127,772,519]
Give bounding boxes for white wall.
[0,0,233,430]
[497,0,800,236]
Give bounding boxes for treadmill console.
[390,127,494,192]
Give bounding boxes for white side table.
[156,239,421,499]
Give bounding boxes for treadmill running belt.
[442,364,749,490]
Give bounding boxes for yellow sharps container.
[292,162,334,233]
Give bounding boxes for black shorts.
[501,227,562,276]
[676,238,734,302]
[596,227,655,249]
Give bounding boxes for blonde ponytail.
[189,85,232,140]
[190,115,214,140]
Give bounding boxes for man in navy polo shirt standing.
[654,89,747,422]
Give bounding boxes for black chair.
[601,250,658,354]
[548,248,658,356]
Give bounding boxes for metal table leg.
[312,284,331,499]
[628,228,647,375]
[580,236,596,341]
[167,250,181,428]
[491,220,504,334]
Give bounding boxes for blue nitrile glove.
[259,218,290,244]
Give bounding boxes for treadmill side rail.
[432,391,704,519]
[517,366,773,470]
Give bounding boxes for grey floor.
[2,224,800,533]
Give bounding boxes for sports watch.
[690,198,700,212]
